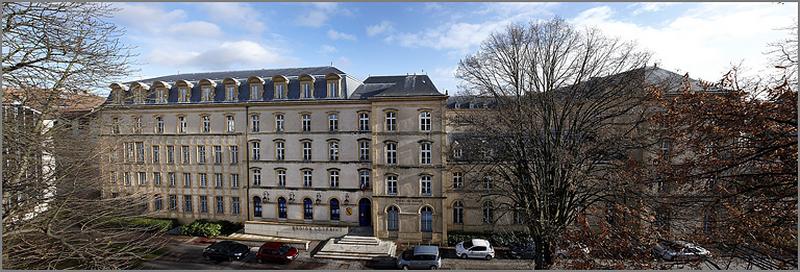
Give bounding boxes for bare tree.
[453,18,654,268]
[2,2,166,269]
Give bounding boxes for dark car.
[255,242,299,264]
[397,245,442,270]
[202,241,251,262]
[509,241,537,259]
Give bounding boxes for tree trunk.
[534,235,553,269]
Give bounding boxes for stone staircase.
[312,235,396,261]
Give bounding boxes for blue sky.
[111,2,796,95]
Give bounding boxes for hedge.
[111,217,177,232]
[447,230,534,247]
[180,219,243,237]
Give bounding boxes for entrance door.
[358,198,372,226]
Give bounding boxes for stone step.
[340,235,380,241]
[313,251,392,260]
[315,250,390,257]
[336,240,380,246]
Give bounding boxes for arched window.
[253,196,262,217]
[278,197,287,219]
[482,201,493,224]
[453,201,464,224]
[330,199,340,221]
[420,206,433,232]
[303,198,314,220]
[387,206,399,231]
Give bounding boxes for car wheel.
[485,255,493,260]
[401,265,409,270]
[430,265,438,270]
[460,253,467,259]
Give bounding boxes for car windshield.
[463,241,473,248]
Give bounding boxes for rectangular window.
[386,142,397,165]
[199,173,208,187]
[387,176,398,195]
[153,172,161,186]
[453,172,463,189]
[419,111,432,131]
[359,170,370,189]
[277,170,286,187]
[181,145,190,164]
[112,118,120,134]
[420,142,432,165]
[183,195,193,212]
[138,172,147,186]
[231,197,240,215]
[155,117,164,133]
[152,145,160,163]
[178,116,187,133]
[328,81,338,97]
[179,87,188,103]
[275,114,284,132]
[302,83,312,98]
[329,170,339,187]
[226,115,235,133]
[251,141,260,160]
[303,170,312,187]
[250,84,260,100]
[358,112,370,131]
[385,111,396,131]
[359,141,370,161]
[154,196,163,211]
[229,145,239,164]
[169,195,177,210]
[109,171,116,184]
[167,145,175,164]
[251,115,260,132]
[201,87,212,101]
[226,86,236,101]
[125,143,133,162]
[201,116,210,133]
[275,84,285,99]
[275,141,285,160]
[421,176,432,196]
[302,142,312,161]
[216,196,224,214]
[208,146,220,165]
[168,172,176,187]
[302,114,311,132]
[183,173,191,188]
[253,169,262,186]
[329,141,339,161]
[135,142,145,163]
[214,173,223,188]
[231,174,239,188]
[328,114,338,131]
[134,117,142,133]
[124,172,131,186]
[199,195,208,213]
[197,146,206,164]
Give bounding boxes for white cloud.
[112,3,187,34]
[327,29,357,41]
[631,3,676,15]
[319,45,337,54]
[198,3,265,33]
[431,66,459,94]
[334,56,351,67]
[296,3,346,28]
[149,40,286,70]
[166,21,222,38]
[366,21,394,37]
[570,3,798,81]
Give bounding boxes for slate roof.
[108,67,446,105]
[351,75,444,99]
[125,66,345,83]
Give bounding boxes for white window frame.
[302,141,312,161]
[275,114,284,132]
[329,170,339,188]
[329,141,339,161]
[386,175,398,195]
[226,115,235,133]
[251,141,261,161]
[359,112,370,131]
[419,111,431,131]
[386,142,397,165]
[275,141,285,160]
[420,175,432,196]
[385,111,397,131]
[420,142,432,165]
[303,170,313,187]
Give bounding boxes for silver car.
[653,240,711,261]
[397,245,442,270]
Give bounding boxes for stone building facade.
[99,67,451,243]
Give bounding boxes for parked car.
[397,245,442,270]
[202,240,251,262]
[652,240,711,261]
[455,239,495,260]
[255,242,299,264]
[509,241,537,259]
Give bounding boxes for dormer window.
[250,84,261,100]
[131,83,148,104]
[201,86,213,102]
[226,86,236,101]
[155,88,167,103]
[325,73,342,98]
[273,75,288,99]
[153,81,170,104]
[178,87,189,103]
[109,83,127,104]
[299,74,315,99]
